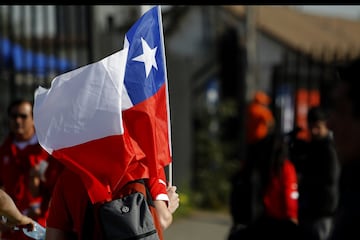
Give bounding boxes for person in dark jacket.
[297,106,340,240]
[328,57,360,240]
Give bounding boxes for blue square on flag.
[124,7,166,106]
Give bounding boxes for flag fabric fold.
[33,5,172,204]
[122,5,172,178]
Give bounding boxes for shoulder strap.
[142,179,164,240]
[114,179,147,198]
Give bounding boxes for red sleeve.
[147,167,168,202]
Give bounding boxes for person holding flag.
[33,6,179,240]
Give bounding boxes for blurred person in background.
[244,90,276,221]
[256,134,299,240]
[245,90,276,208]
[245,90,275,150]
[328,57,360,240]
[0,99,62,240]
[229,91,276,237]
[297,106,340,240]
[229,134,299,240]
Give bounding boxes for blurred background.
[0,5,359,214]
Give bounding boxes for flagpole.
[157,5,173,187]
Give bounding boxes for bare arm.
[0,189,34,229]
[154,185,180,230]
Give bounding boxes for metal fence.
[0,5,93,140]
[271,48,351,139]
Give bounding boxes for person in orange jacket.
[245,91,275,145]
[244,90,276,222]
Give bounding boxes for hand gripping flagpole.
[158,5,173,186]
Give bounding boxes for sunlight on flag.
[33,5,172,204]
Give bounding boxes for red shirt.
[263,159,299,221]
[0,135,51,239]
[46,167,168,239]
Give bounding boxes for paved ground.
[163,210,232,240]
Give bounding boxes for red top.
[46,167,168,239]
[263,159,299,220]
[0,135,52,239]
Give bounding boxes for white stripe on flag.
[34,49,128,154]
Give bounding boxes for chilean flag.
[33,6,172,204]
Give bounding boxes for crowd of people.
[229,57,360,240]
[0,48,359,240]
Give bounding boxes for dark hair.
[307,106,328,124]
[336,57,360,118]
[7,99,34,116]
[257,134,289,192]
[270,134,289,177]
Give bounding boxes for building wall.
[257,32,284,94]
[165,7,214,188]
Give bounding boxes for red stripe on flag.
[52,134,144,203]
[123,84,172,180]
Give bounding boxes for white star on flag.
[132,37,158,78]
